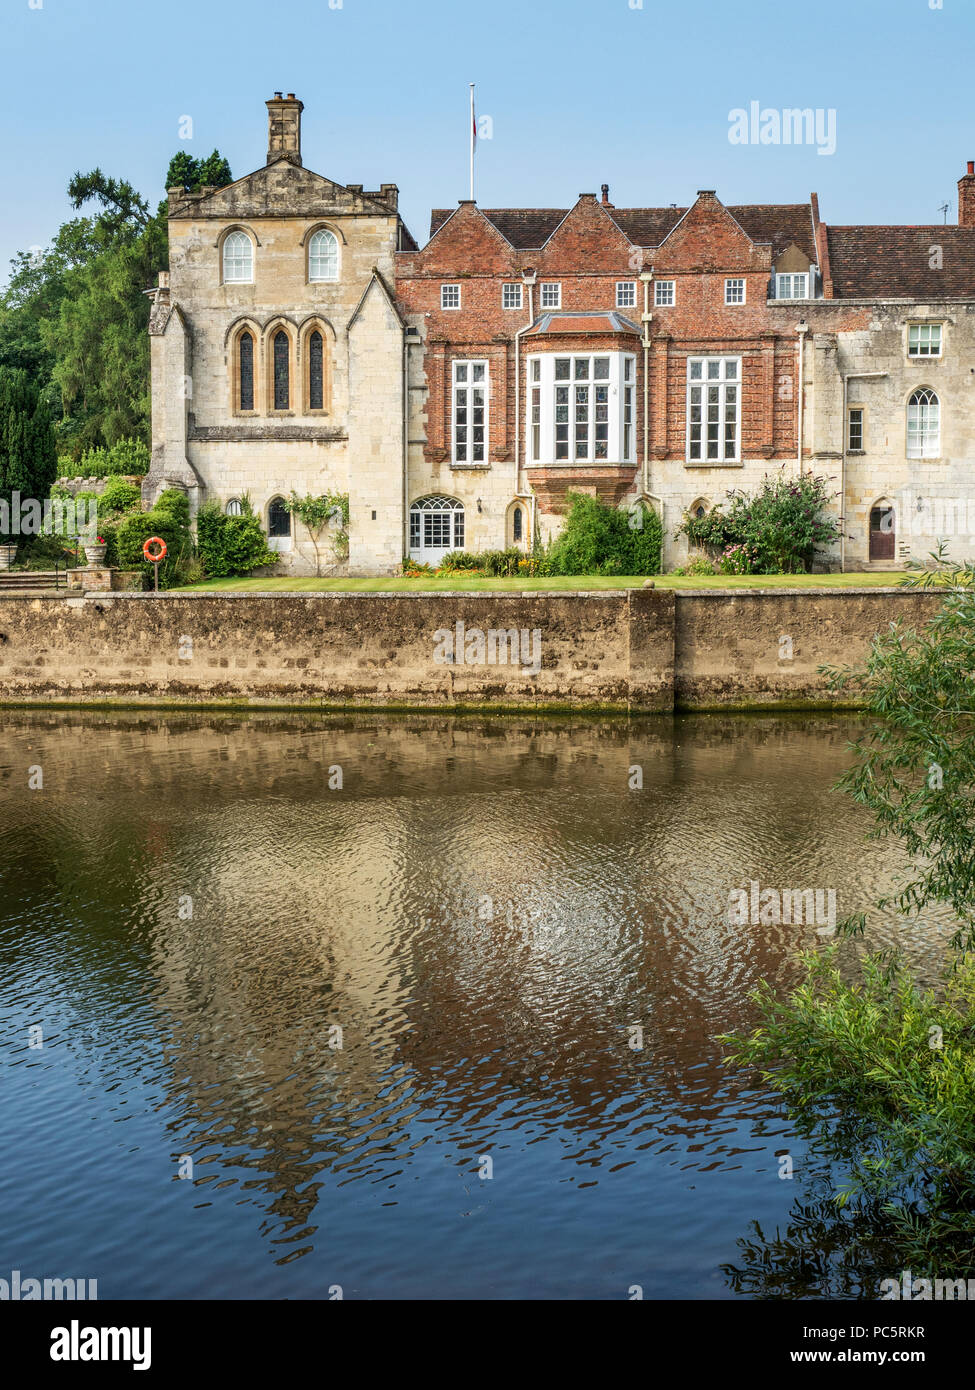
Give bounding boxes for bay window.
[528,353,636,464]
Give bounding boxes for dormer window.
[776,272,809,300]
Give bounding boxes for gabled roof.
[826,226,975,298]
[429,200,817,260]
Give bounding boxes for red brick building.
[396,167,975,570]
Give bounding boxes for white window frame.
[847,406,864,452]
[451,359,488,466]
[655,280,675,306]
[222,230,253,284]
[527,353,636,465]
[409,496,465,563]
[441,283,461,310]
[907,388,941,459]
[502,282,523,310]
[724,278,745,305]
[776,272,809,300]
[616,281,637,308]
[908,323,943,358]
[308,228,339,282]
[540,282,562,309]
[686,356,741,464]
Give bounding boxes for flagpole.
[469,83,475,202]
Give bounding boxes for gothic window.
[907,388,940,459]
[309,330,324,410]
[238,332,255,411]
[268,497,291,538]
[226,498,243,516]
[273,330,290,410]
[309,229,339,282]
[513,506,523,542]
[223,231,253,283]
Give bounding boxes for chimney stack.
[601,183,611,205]
[959,159,975,226]
[266,92,304,167]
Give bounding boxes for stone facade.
[149,95,975,574]
[147,93,414,575]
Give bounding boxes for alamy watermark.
[729,102,837,157]
[0,491,98,538]
[727,879,837,934]
[433,620,542,675]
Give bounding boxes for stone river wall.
[0,588,947,711]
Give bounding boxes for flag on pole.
[469,84,476,202]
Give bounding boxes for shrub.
[98,477,141,515]
[718,542,760,575]
[677,473,842,574]
[401,557,434,577]
[116,489,192,588]
[480,547,523,577]
[672,554,717,577]
[104,438,150,476]
[61,438,150,479]
[436,550,481,574]
[196,498,276,579]
[542,493,662,576]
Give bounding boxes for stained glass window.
[273,331,289,410]
[239,333,254,411]
[309,331,324,410]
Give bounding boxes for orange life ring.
[143,536,167,563]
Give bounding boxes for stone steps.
[0,570,71,591]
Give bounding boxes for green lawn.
[176,571,908,593]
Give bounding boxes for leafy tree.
[284,491,349,575]
[0,368,57,540]
[724,552,975,1275]
[164,150,233,194]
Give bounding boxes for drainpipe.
[514,272,536,542]
[638,266,664,526]
[796,320,808,476]
[840,370,888,572]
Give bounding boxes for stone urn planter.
[0,544,18,570]
[83,541,108,566]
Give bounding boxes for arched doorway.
[409,496,465,566]
[869,500,895,562]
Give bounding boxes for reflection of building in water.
[0,711,946,1241]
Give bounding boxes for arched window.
[238,331,255,411]
[226,498,243,516]
[268,497,291,538]
[309,330,324,410]
[907,389,940,459]
[223,231,253,283]
[309,229,339,282]
[513,506,523,542]
[273,330,290,410]
[409,496,464,562]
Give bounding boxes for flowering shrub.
[719,542,760,574]
[677,472,842,574]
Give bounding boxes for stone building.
[146,93,417,575]
[149,95,975,574]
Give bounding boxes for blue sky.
[2,0,973,281]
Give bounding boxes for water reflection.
[0,711,954,1299]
